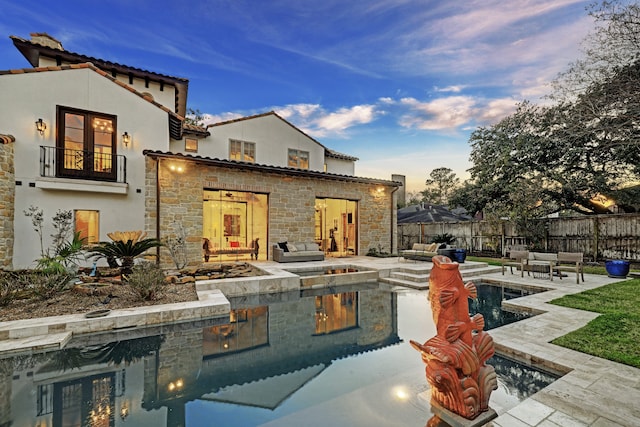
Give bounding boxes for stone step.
[390,271,429,283]
[380,276,429,290]
[382,265,502,289]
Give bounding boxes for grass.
[549,279,640,368]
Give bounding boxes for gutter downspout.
[390,186,399,254]
[155,157,161,265]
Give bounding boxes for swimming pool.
[1,282,556,426]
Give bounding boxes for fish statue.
[410,255,497,420]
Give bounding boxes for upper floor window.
[56,106,117,181]
[288,149,309,169]
[230,139,255,163]
[185,138,198,153]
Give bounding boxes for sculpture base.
[420,392,497,427]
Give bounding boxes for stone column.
[0,135,15,269]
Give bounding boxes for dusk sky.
[0,0,596,192]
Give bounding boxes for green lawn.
[549,279,640,368]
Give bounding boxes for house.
[0,33,400,269]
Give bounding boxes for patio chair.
[553,252,584,284]
[501,250,529,277]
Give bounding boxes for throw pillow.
[278,241,289,252]
[286,243,298,252]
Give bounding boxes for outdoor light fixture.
[35,118,46,135]
[122,132,131,146]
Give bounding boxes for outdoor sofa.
[502,250,584,283]
[272,242,325,262]
[400,243,440,261]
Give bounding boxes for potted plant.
[433,233,458,260]
[605,259,630,278]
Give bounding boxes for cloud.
[398,96,478,130]
[434,85,465,93]
[314,105,376,134]
[394,95,518,131]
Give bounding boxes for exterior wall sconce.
[35,118,47,135]
[122,132,131,146]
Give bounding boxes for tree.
[550,1,640,102]
[184,108,206,127]
[421,167,460,206]
[462,1,640,217]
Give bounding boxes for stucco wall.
[0,68,172,268]
[200,114,327,172]
[146,157,396,266]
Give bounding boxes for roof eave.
[143,150,401,187]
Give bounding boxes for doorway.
[314,198,357,257]
[203,190,268,261]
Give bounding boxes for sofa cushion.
[304,242,320,251]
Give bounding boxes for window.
[229,139,255,163]
[56,106,117,181]
[185,138,198,153]
[288,149,309,169]
[75,210,99,244]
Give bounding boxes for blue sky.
[0,0,594,192]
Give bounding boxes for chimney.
[30,32,63,50]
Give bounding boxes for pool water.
[1,283,557,427]
[470,283,540,330]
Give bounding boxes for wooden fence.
[397,213,640,262]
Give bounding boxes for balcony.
[40,146,127,183]
[37,146,128,194]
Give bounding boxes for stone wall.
[0,140,14,269]
[146,157,396,266]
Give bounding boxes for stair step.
[383,265,502,290]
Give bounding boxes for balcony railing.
[40,146,127,183]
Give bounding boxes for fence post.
[593,216,599,262]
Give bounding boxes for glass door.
[314,198,357,257]
[203,190,268,261]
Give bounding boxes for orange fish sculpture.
[410,255,497,420]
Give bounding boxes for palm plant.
[89,231,163,278]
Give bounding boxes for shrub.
[0,271,22,306]
[29,272,74,300]
[126,262,166,301]
[4,271,73,301]
[433,233,456,245]
[89,231,163,278]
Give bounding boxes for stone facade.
[0,139,14,269]
[146,155,398,266]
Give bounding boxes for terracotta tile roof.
[206,111,358,161]
[325,148,358,161]
[0,134,15,144]
[10,35,189,117]
[0,62,185,140]
[143,150,400,186]
[183,122,210,137]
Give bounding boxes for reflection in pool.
[470,283,543,330]
[0,283,557,427]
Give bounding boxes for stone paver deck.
[0,256,638,426]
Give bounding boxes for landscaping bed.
[0,263,263,322]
